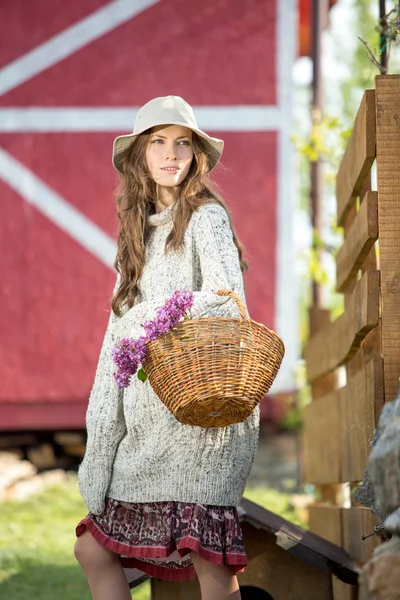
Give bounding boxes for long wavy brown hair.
[112,130,248,317]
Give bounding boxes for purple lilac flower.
[112,291,194,389]
[142,320,159,341]
[144,290,194,340]
[112,337,147,389]
[114,370,133,389]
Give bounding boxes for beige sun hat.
[112,95,224,173]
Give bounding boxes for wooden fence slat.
[345,321,381,378]
[340,358,384,482]
[304,358,383,484]
[305,271,380,382]
[303,392,341,483]
[375,74,400,401]
[336,192,378,293]
[336,89,376,226]
[308,506,381,565]
[308,505,342,545]
[309,307,338,399]
[332,577,358,600]
[342,507,381,564]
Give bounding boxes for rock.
[358,378,400,599]
[54,432,86,446]
[0,451,24,466]
[384,507,400,535]
[39,469,68,487]
[355,428,387,523]
[27,443,56,470]
[2,469,68,501]
[359,536,400,600]
[0,453,37,495]
[368,418,400,515]
[0,450,68,501]
[62,444,86,458]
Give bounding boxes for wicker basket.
[142,289,285,428]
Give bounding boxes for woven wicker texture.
[143,290,285,428]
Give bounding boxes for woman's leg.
[74,530,131,600]
[191,551,242,600]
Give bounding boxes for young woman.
[74,95,260,600]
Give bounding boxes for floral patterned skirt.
[76,497,247,581]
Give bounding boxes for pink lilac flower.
[112,290,194,389]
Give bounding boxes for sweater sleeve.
[190,203,247,319]
[78,301,126,515]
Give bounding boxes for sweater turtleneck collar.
[147,199,179,227]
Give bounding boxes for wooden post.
[375,75,400,402]
[310,0,330,306]
[379,0,388,73]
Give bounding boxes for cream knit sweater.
[78,202,260,515]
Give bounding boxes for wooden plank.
[340,358,384,482]
[336,89,376,226]
[308,505,342,545]
[309,307,332,333]
[343,175,380,378]
[308,307,339,518]
[344,180,381,379]
[332,576,357,600]
[238,524,334,600]
[343,200,362,373]
[305,271,380,382]
[309,307,337,399]
[375,74,400,402]
[336,192,379,293]
[342,506,381,564]
[303,392,341,484]
[304,359,383,484]
[345,321,381,378]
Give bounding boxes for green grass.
[0,475,150,600]
[243,487,307,528]
[0,475,306,599]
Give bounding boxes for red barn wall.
[0,0,298,429]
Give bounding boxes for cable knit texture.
[78,202,260,515]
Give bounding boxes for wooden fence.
[303,74,400,599]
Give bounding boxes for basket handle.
[216,290,248,320]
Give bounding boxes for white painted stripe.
[0,0,160,98]
[0,106,282,132]
[270,0,299,394]
[196,106,281,131]
[0,148,116,269]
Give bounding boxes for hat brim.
[112,123,224,173]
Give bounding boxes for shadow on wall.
[240,586,274,600]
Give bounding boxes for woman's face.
[145,124,194,188]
